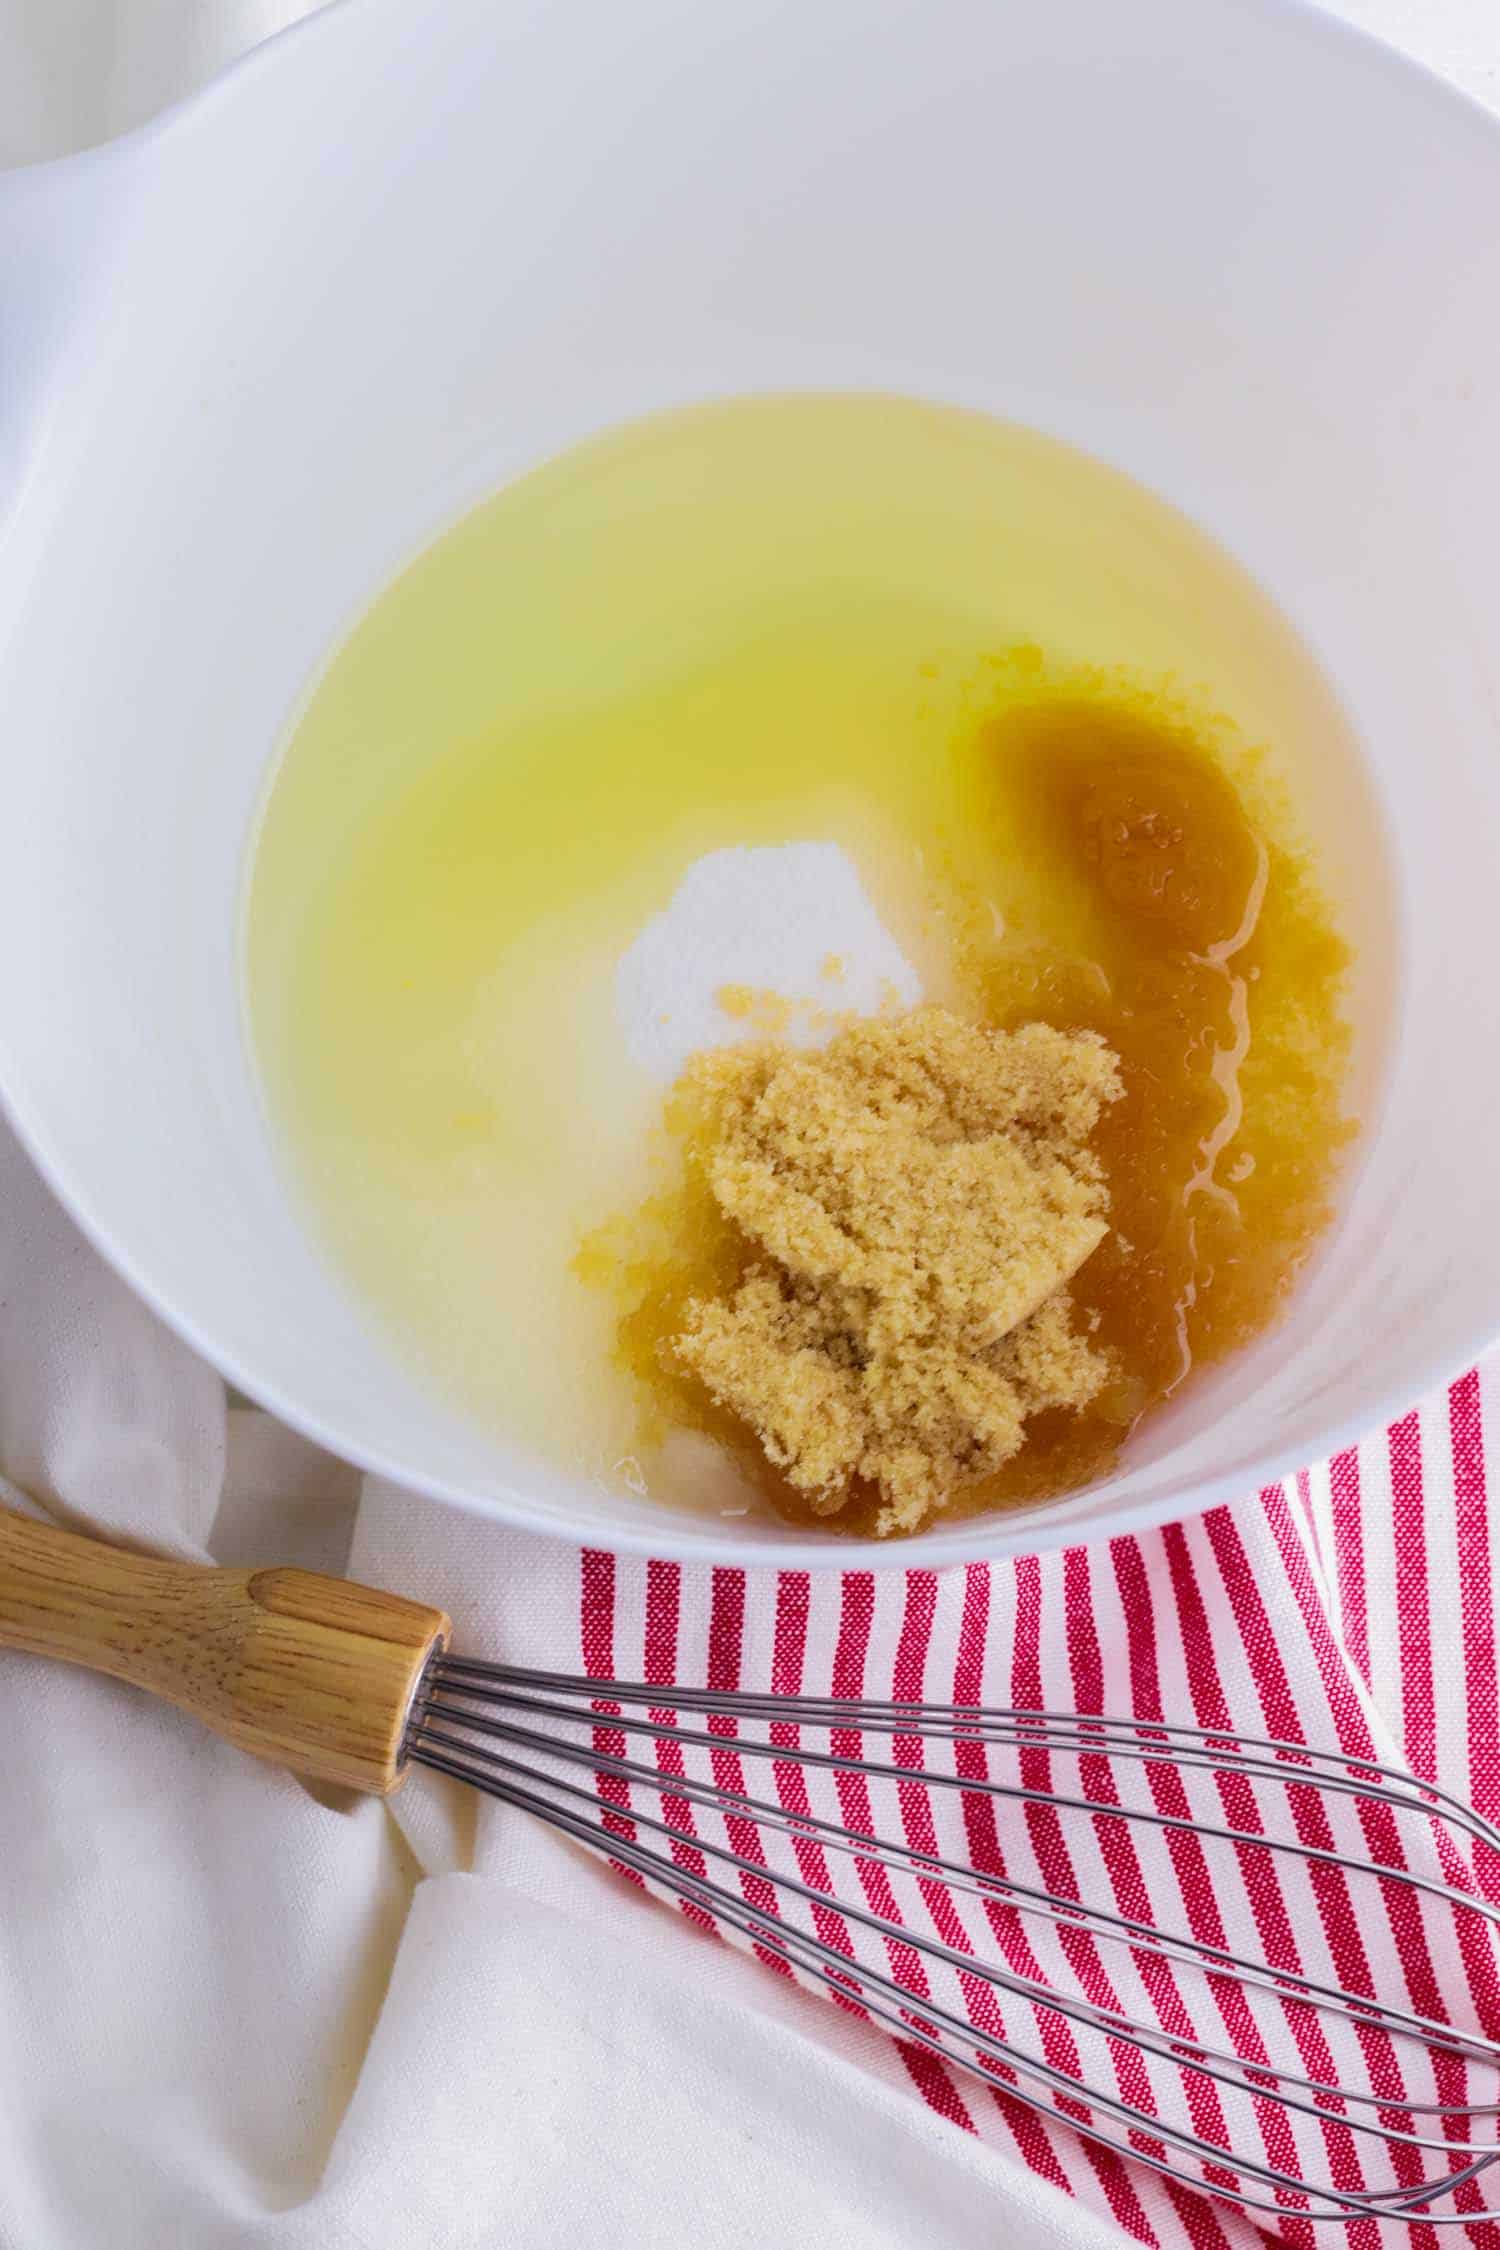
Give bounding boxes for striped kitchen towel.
[541,1363,1500,2246]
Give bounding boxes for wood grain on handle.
[0,1503,450,1794]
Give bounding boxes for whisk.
[4,1501,1499,2226]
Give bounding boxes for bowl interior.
[1,0,1499,1561]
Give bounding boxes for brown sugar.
[714,984,797,1035]
[670,1007,1122,1534]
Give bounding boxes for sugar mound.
[615,843,922,1083]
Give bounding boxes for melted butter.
[245,394,1385,1527]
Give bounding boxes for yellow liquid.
[246,394,1388,1521]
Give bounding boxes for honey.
[966,687,1353,1480]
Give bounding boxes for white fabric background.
[2,0,1496,167]
[0,5,1495,2248]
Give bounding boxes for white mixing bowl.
[1,0,1498,1564]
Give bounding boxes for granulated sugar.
[615,843,922,1085]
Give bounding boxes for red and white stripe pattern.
[577,1363,1500,2244]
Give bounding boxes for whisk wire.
[416,1716,1495,2146]
[418,1694,1500,2075]
[422,1676,1500,1936]
[418,1737,1370,2216]
[411,1656,1500,2223]
[445,1662,1500,1859]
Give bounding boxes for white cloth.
[0,7,1496,2249]
[0,1124,1135,2250]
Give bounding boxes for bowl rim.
[5,1045,1495,1569]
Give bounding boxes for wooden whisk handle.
[0,1503,450,1794]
